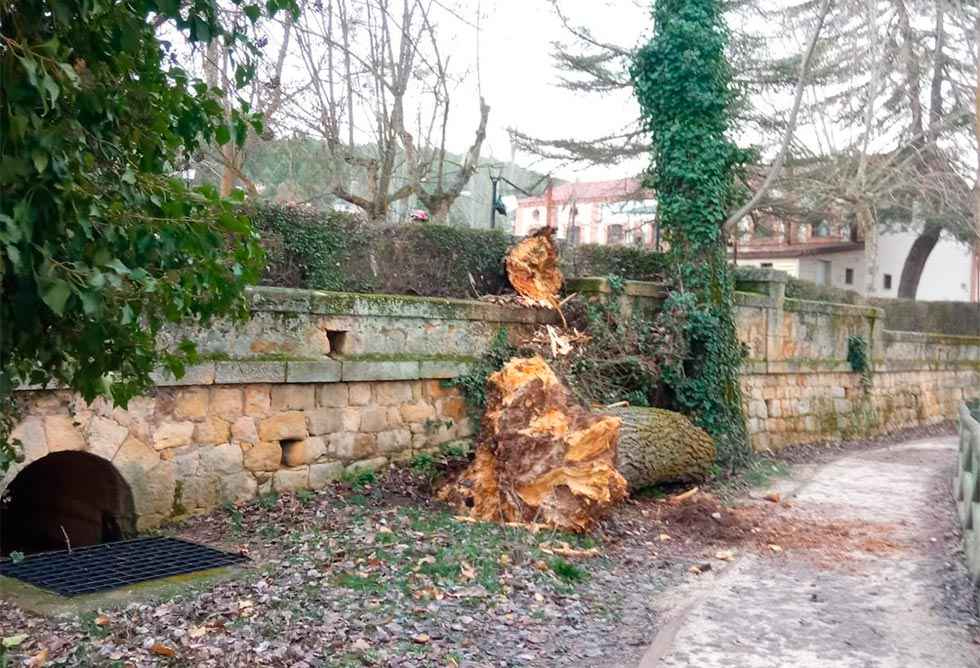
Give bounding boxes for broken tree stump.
[505,226,563,309]
[605,406,716,489]
[440,356,627,532]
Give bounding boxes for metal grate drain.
[0,537,248,597]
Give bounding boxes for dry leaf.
[715,550,736,562]
[412,633,431,644]
[188,626,207,639]
[352,638,371,651]
[94,616,110,627]
[657,533,672,542]
[539,541,600,558]
[27,649,48,667]
[764,492,781,503]
[768,544,783,553]
[150,643,176,657]
[460,562,476,580]
[668,487,699,505]
[498,553,511,566]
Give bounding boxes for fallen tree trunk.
[605,406,715,489]
[440,356,627,532]
[505,226,563,309]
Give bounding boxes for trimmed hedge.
[248,203,511,298]
[785,276,865,305]
[559,243,667,281]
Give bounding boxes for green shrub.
[784,276,864,305]
[560,243,667,281]
[247,202,511,298]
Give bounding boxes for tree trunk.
[605,407,715,489]
[897,221,943,299]
[439,357,627,532]
[860,206,879,295]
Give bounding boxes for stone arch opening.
[0,451,136,556]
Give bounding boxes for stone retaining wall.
[574,272,980,452]
[4,288,558,530]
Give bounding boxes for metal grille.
[0,537,248,597]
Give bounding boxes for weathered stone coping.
[17,355,477,392]
[783,298,883,320]
[565,277,668,299]
[884,329,980,348]
[146,355,476,387]
[246,286,560,324]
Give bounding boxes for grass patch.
[550,558,587,583]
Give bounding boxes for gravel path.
[639,437,980,668]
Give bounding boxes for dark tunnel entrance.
[0,451,136,557]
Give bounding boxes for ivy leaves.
[0,0,294,470]
[631,0,752,468]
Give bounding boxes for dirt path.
[639,437,979,668]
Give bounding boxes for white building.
[513,178,658,247]
[735,229,976,302]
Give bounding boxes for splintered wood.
[505,226,563,309]
[439,357,627,532]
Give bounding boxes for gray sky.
[437,0,652,181]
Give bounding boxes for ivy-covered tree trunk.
[631,0,752,467]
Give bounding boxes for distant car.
[409,209,429,222]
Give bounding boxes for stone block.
[359,406,389,433]
[219,472,258,505]
[174,388,209,421]
[286,360,342,383]
[310,462,344,488]
[84,416,129,460]
[177,475,220,511]
[130,461,177,517]
[400,402,436,424]
[374,382,413,406]
[150,363,216,387]
[274,467,309,492]
[195,417,231,445]
[423,379,455,400]
[438,397,467,422]
[765,399,782,418]
[244,385,272,416]
[328,433,377,460]
[317,384,349,408]
[215,361,286,384]
[306,408,344,435]
[342,360,419,382]
[348,383,372,406]
[419,360,473,379]
[376,429,411,454]
[211,387,244,418]
[386,407,403,427]
[231,416,259,444]
[11,416,46,463]
[243,441,282,472]
[282,436,327,467]
[200,443,243,476]
[271,384,316,411]
[258,412,309,442]
[44,415,86,452]
[345,457,387,476]
[113,436,160,471]
[342,408,361,432]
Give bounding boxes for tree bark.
[439,357,627,532]
[897,221,943,299]
[606,407,715,489]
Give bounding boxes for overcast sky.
[427,0,653,182]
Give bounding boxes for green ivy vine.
[631,0,754,468]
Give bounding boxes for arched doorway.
[0,452,136,556]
